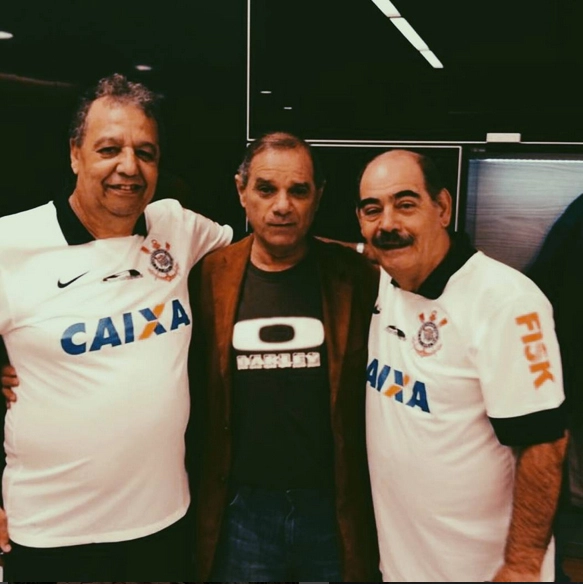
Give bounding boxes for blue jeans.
[211,484,342,581]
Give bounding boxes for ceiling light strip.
[370,0,400,18]
[390,17,428,51]
[369,2,443,68]
[419,49,443,69]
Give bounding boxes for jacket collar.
[54,194,148,245]
[312,238,354,410]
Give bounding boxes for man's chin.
[376,246,413,270]
[258,232,311,256]
[104,193,152,217]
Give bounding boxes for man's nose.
[272,191,292,214]
[117,148,139,176]
[379,207,399,231]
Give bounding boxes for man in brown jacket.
[189,131,380,581]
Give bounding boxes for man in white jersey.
[0,73,232,580]
[357,149,568,582]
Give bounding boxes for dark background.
[1,0,582,240]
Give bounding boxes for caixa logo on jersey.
[366,358,431,413]
[60,298,191,355]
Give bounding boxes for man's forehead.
[360,152,425,197]
[86,97,129,118]
[249,147,315,181]
[86,98,155,128]
[82,98,159,144]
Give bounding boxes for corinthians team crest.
[141,239,179,282]
[413,310,448,357]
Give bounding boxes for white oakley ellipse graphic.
[233,316,325,351]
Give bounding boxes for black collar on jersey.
[391,232,477,300]
[54,194,148,245]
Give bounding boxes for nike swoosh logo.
[57,272,88,288]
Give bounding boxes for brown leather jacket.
[188,235,381,581]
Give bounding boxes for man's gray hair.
[237,131,325,190]
[69,72,163,147]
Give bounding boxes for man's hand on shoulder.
[0,506,11,553]
[1,364,18,408]
[315,236,379,264]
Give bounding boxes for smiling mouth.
[375,241,412,250]
[107,184,144,193]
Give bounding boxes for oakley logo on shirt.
[233,317,324,370]
[60,298,191,355]
[366,358,431,413]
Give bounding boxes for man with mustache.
[357,148,568,582]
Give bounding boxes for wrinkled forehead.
[360,153,427,200]
[249,146,316,185]
[83,98,158,139]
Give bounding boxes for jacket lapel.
[316,241,354,411]
[211,236,253,380]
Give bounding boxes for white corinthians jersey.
[0,198,232,547]
[366,246,564,582]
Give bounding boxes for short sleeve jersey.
[0,197,232,547]
[366,236,564,582]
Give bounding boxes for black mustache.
[372,230,414,250]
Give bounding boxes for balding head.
[356,148,452,291]
[360,149,446,202]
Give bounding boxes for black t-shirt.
[230,252,335,489]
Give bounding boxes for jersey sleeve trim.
[489,404,566,446]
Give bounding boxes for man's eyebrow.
[254,177,274,186]
[93,137,120,148]
[357,197,380,210]
[134,141,158,150]
[394,190,421,200]
[93,138,158,151]
[289,181,311,190]
[358,190,421,209]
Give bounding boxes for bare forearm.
[503,434,568,574]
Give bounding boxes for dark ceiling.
[1,0,582,141]
[0,1,245,90]
[248,0,583,141]
[2,0,582,237]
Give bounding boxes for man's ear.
[234,173,246,208]
[315,180,325,210]
[436,188,452,228]
[70,139,80,175]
